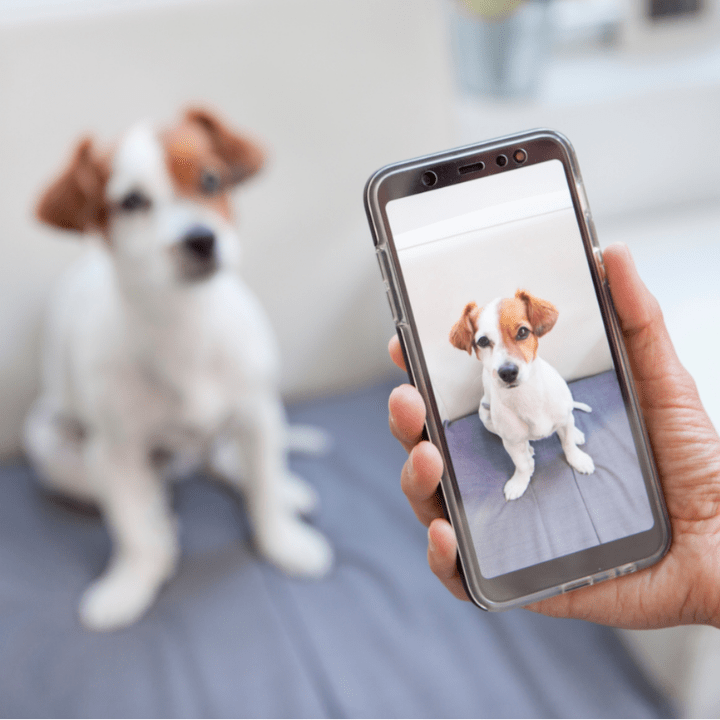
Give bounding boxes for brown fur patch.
[515,290,558,337]
[499,297,538,364]
[186,108,265,182]
[449,301,482,356]
[162,122,232,219]
[162,108,265,221]
[36,138,111,234]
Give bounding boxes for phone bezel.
[365,129,671,609]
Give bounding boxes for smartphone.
[364,129,671,610]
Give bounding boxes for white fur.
[474,300,595,501]
[25,124,332,631]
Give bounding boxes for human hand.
[388,242,720,628]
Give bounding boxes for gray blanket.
[0,378,671,717]
[445,370,655,578]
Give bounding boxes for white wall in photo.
[399,207,613,423]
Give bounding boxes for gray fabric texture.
[444,370,655,579]
[0,379,671,718]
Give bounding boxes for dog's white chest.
[490,391,557,442]
[182,375,227,428]
[524,413,557,441]
[138,348,235,441]
[170,373,227,433]
[485,358,572,443]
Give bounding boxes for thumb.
[603,242,685,394]
[603,242,720,520]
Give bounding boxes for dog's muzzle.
[179,226,219,281]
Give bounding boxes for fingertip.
[388,383,421,413]
[603,242,636,287]
[388,335,406,371]
[428,518,469,602]
[408,441,444,492]
[602,241,657,333]
[401,441,444,513]
[603,241,631,262]
[388,384,426,436]
[427,518,456,574]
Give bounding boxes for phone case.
[365,129,671,610]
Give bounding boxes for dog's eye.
[476,336,491,348]
[516,327,531,341]
[200,170,223,195]
[119,190,151,213]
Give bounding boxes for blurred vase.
[448,0,552,99]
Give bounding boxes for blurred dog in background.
[25,108,333,631]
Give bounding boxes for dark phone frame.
[364,129,671,609]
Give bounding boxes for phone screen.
[383,157,658,582]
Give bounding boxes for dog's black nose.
[498,363,519,384]
[183,228,216,261]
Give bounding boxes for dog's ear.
[36,138,109,234]
[449,302,481,355]
[185,108,265,185]
[516,290,558,337]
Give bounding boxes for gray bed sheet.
[0,377,671,718]
[445,370,655,579]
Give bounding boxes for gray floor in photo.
[445,370,655,579]
[0,379,670,718]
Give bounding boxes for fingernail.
[388,386,401,410]
[428,526,437,554]
[407,450,415,479]
[388,409,400,440]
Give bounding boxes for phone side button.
[562,577,593,593]
[585,211,600,249]
[376,250,390,282]
[578,183,590,214]
[594,248,607,283]
[385,288,400,323]
[616,562,638,577]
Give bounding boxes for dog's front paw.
[79,553,176,631]
[286,425,332,456]
[282,472,319,515]
[567,447,595,475]
[503,473,531,501]
[573,427,586,445]
[258,515,333,579]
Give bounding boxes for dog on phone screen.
[25,108,333,631]
[449,290,594,501]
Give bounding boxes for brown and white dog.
[25,108,333,631]
[450,290,594,501]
